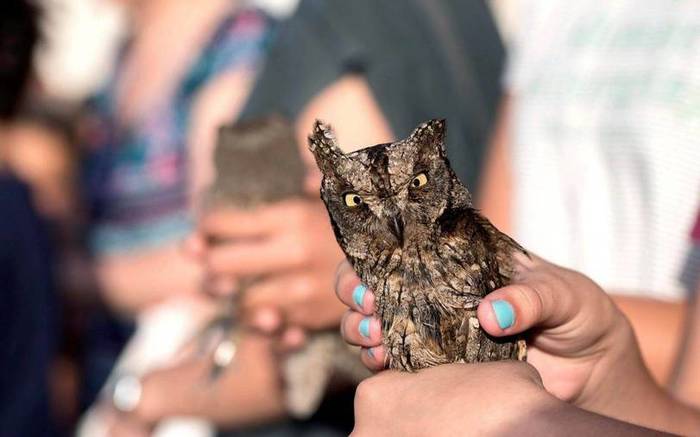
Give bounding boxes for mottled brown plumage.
[207,115,306,209]
[309,119,526,371]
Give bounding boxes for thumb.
[477,275,573,337]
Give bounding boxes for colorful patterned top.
[82,8,272,254]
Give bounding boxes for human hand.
[112,334,285,428]
[336,254,700,433]
[187,198,346,341]
[352,361,551,436]
[352,362,665,437]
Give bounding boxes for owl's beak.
[390,213,405,245]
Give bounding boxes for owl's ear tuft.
[408,119,447,156]
[308,119,344,175]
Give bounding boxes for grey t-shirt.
[240,0,505,191]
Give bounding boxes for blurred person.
[82,0,272,313]
[478,0,700,383]
[0,0,60,435]
[75,0,290,435]
[5,107,91,430]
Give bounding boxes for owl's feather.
[309,119,526,371]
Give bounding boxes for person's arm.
[670,216,700,407]
[477,95,513,232]
[671,283,700,407]
[104,333,286,434]
[351,363,673,437]
[95,244,204,314]
[95,67,256,315]
[612,294,686,385]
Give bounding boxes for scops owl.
[309,119,527,371]
[205,115,368,418]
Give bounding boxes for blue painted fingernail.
[366,347,375,359]
[359,318,371,338]
[352,284,367,307]
[492,300,515,329]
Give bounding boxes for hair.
[0,0,39,121]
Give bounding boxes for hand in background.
[187,198,346,345]
[336,254,700,434]
[107,334,285,431]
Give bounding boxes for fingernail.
[366,347,375,359]
[359,318,371,338]
[352,284,367,308]
[492,300,515,329]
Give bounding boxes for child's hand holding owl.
[337,254,700,434]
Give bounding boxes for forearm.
[671,288,700,407]
[202,334,287,427]
[580,320,700,435]
[612,294,685,384]
[95,243,203,315]
[135,334,287,428]
[522,398,674,437]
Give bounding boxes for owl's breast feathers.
[347,206,526,370]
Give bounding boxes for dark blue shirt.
[0,173,57,436]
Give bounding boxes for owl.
[309,119,526,371]
[203,115,369,418]
[207,115,306,210]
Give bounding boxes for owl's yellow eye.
[411,173,428,188]
[344,193,364,207]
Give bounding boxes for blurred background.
[1,0,698,436]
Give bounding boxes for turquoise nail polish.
[359,318,371,338]
[352,284,367,307]
[492,300,515,329]
[366,347,375,359]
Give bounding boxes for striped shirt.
[507,0,700,300]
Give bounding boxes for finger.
[240,274,310,312]
[477,273,577,337]
[335,260,375,315]
[199,200,306,240]
[247,306,283,334]
[182,232,207,260]
[241,274,346,330]
[360,345,387,371]
[202,274,238,297]
[340,311,382,347]
[278,326,308,352]
[205,235,305,277]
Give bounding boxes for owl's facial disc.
[312,119,471,257]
